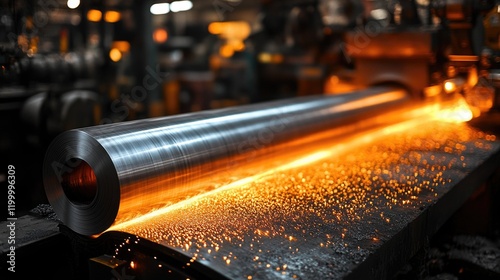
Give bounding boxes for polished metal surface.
[43,86,410,235]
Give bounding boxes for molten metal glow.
[333,90,406,112]
[111,121,497,278]
[61,160,97,205]
[444,81,456,93]
[110,151,335,231]
[433,96,473,123]
[108,95,475,232]
[100,90,500,279]
[108,103,461,231]
[103,95,496,279]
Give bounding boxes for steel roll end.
[42,130,120,236]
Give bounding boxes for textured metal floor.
[105,119,500,279]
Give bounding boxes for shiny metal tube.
[43,86,410,235]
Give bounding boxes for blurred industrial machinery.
[1,0,108,211]
[3,0,500,146]
[2,0,500,279]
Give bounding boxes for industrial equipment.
[2,1,500,280]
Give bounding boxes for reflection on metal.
[109,94,476,231]
[109,103,496,280]
[43,87,412,235]
[42,81,500,279]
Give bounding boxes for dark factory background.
[3,0,500,216]
[2,0,500,279]
[1,0,349,213]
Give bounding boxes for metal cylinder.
[43,86,410,235]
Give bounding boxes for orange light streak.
[100,92,500,280]
[109,150,334,232]
[433,96,473,123]
[332,90,407,113]
[108,95,473,232]
[444,81,456,93]
[108,93,472,234]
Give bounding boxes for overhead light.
[370,8,389,21]
[87,9,102,22]
[67,0,80,9]
[105,11,121,23]
[109,48,122,62]
[208,21,251,40]
[231,40,245,52]
[112,41,131,53]
[153,28,168,43]
[208,22,223,35]
[150,3,170,15]
[170,0,193,12]
[219,44,234,58]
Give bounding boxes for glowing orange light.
[105,11,121,23]
[130,261,136,269]
[109,48,122,62]
[465,83,495,115]
[324,75,341,93]
[444,81,456,93]
[153,28,168,43]
[219,44,234,58]
[107,108,438,232]
[98,91,497,278]
[87,9,102,22]
[334,90,407,112]
[423,85,442,98]
[106,92,479,238]
[231,40,245,52]
[208,21,251,39]
[402,47,415,56]
[210,21,251,58]
[467,67,478,88]
[271,54,284,63]
[258,53,272,63]
[433,96,473,123]
[111,41,130,53]
[329,75,340,85]
[208,22,223,35]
